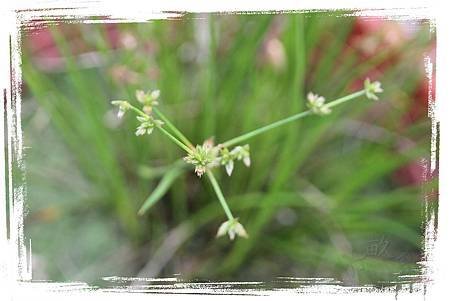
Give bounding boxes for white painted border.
[1,1,447,300]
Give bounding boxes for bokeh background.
[20,12,437,286]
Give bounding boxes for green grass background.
[21,12,436,285]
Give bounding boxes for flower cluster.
[219,144,251,176]
[306,92,331,115]
[111,100,131,119]
[364,78,383,101]
[216,218,248,240]
[183,140,251,178]
[135,115,164,136]
[183,139,219,177]
[111,80,382,242]
[136,89,160,114]
[111,90,164,137]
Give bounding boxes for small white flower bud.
[243,156,251,167]
[151,89,160,100]
[194,166,206,177]
[135,90,146,103]
[233,222,248,239]
[117,109,126,119]
[364,78,383,101]
[136,116,149,122]
[216,220,230,237]
[111,100,131,119]
[216,218,248,240]
[135,115,160,136]
[225,160,234,176]
[184,141,219,177]
[135,126,146,136]
[143,105,153,115]
[307,92,331,115]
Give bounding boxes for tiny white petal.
[225,160,234,176]
[374,82,383,93]
[366,92,378,101]
[234,222,248,238]
[364,78,371,89]
[243,156,251,167]
[230,147,240,157]
[151,89,160,100]
[323,107,332,114]
[203,137,215,149]
[135,127,146,136]
[117,109,125,118]
[195,166,206,177]
[316,96,325,106]
[216,221,229,237]
[307,92,327,115]
[143,106,153,114]
[135,90,146,103]
[137,116,148,122]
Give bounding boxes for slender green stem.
[222,111,311,148]
[153,107,195,149]
[157,126,193,153]
[221,89,366,148]
[128,105,149,118]
[206,170,234,221]
[323,90,365,109]
[127,104,192,153]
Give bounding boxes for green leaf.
[138,164,186,215]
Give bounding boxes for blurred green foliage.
[21,12,436,285]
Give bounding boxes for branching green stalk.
[128,105,150,118]
[153,107,195,149]
[222,111,311,148]
[157,126,193,153]
[206,170,234,221]
[221,89,366,148]
[112,79,382,240]
[127,103,192,153]
[324,90,365,109]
